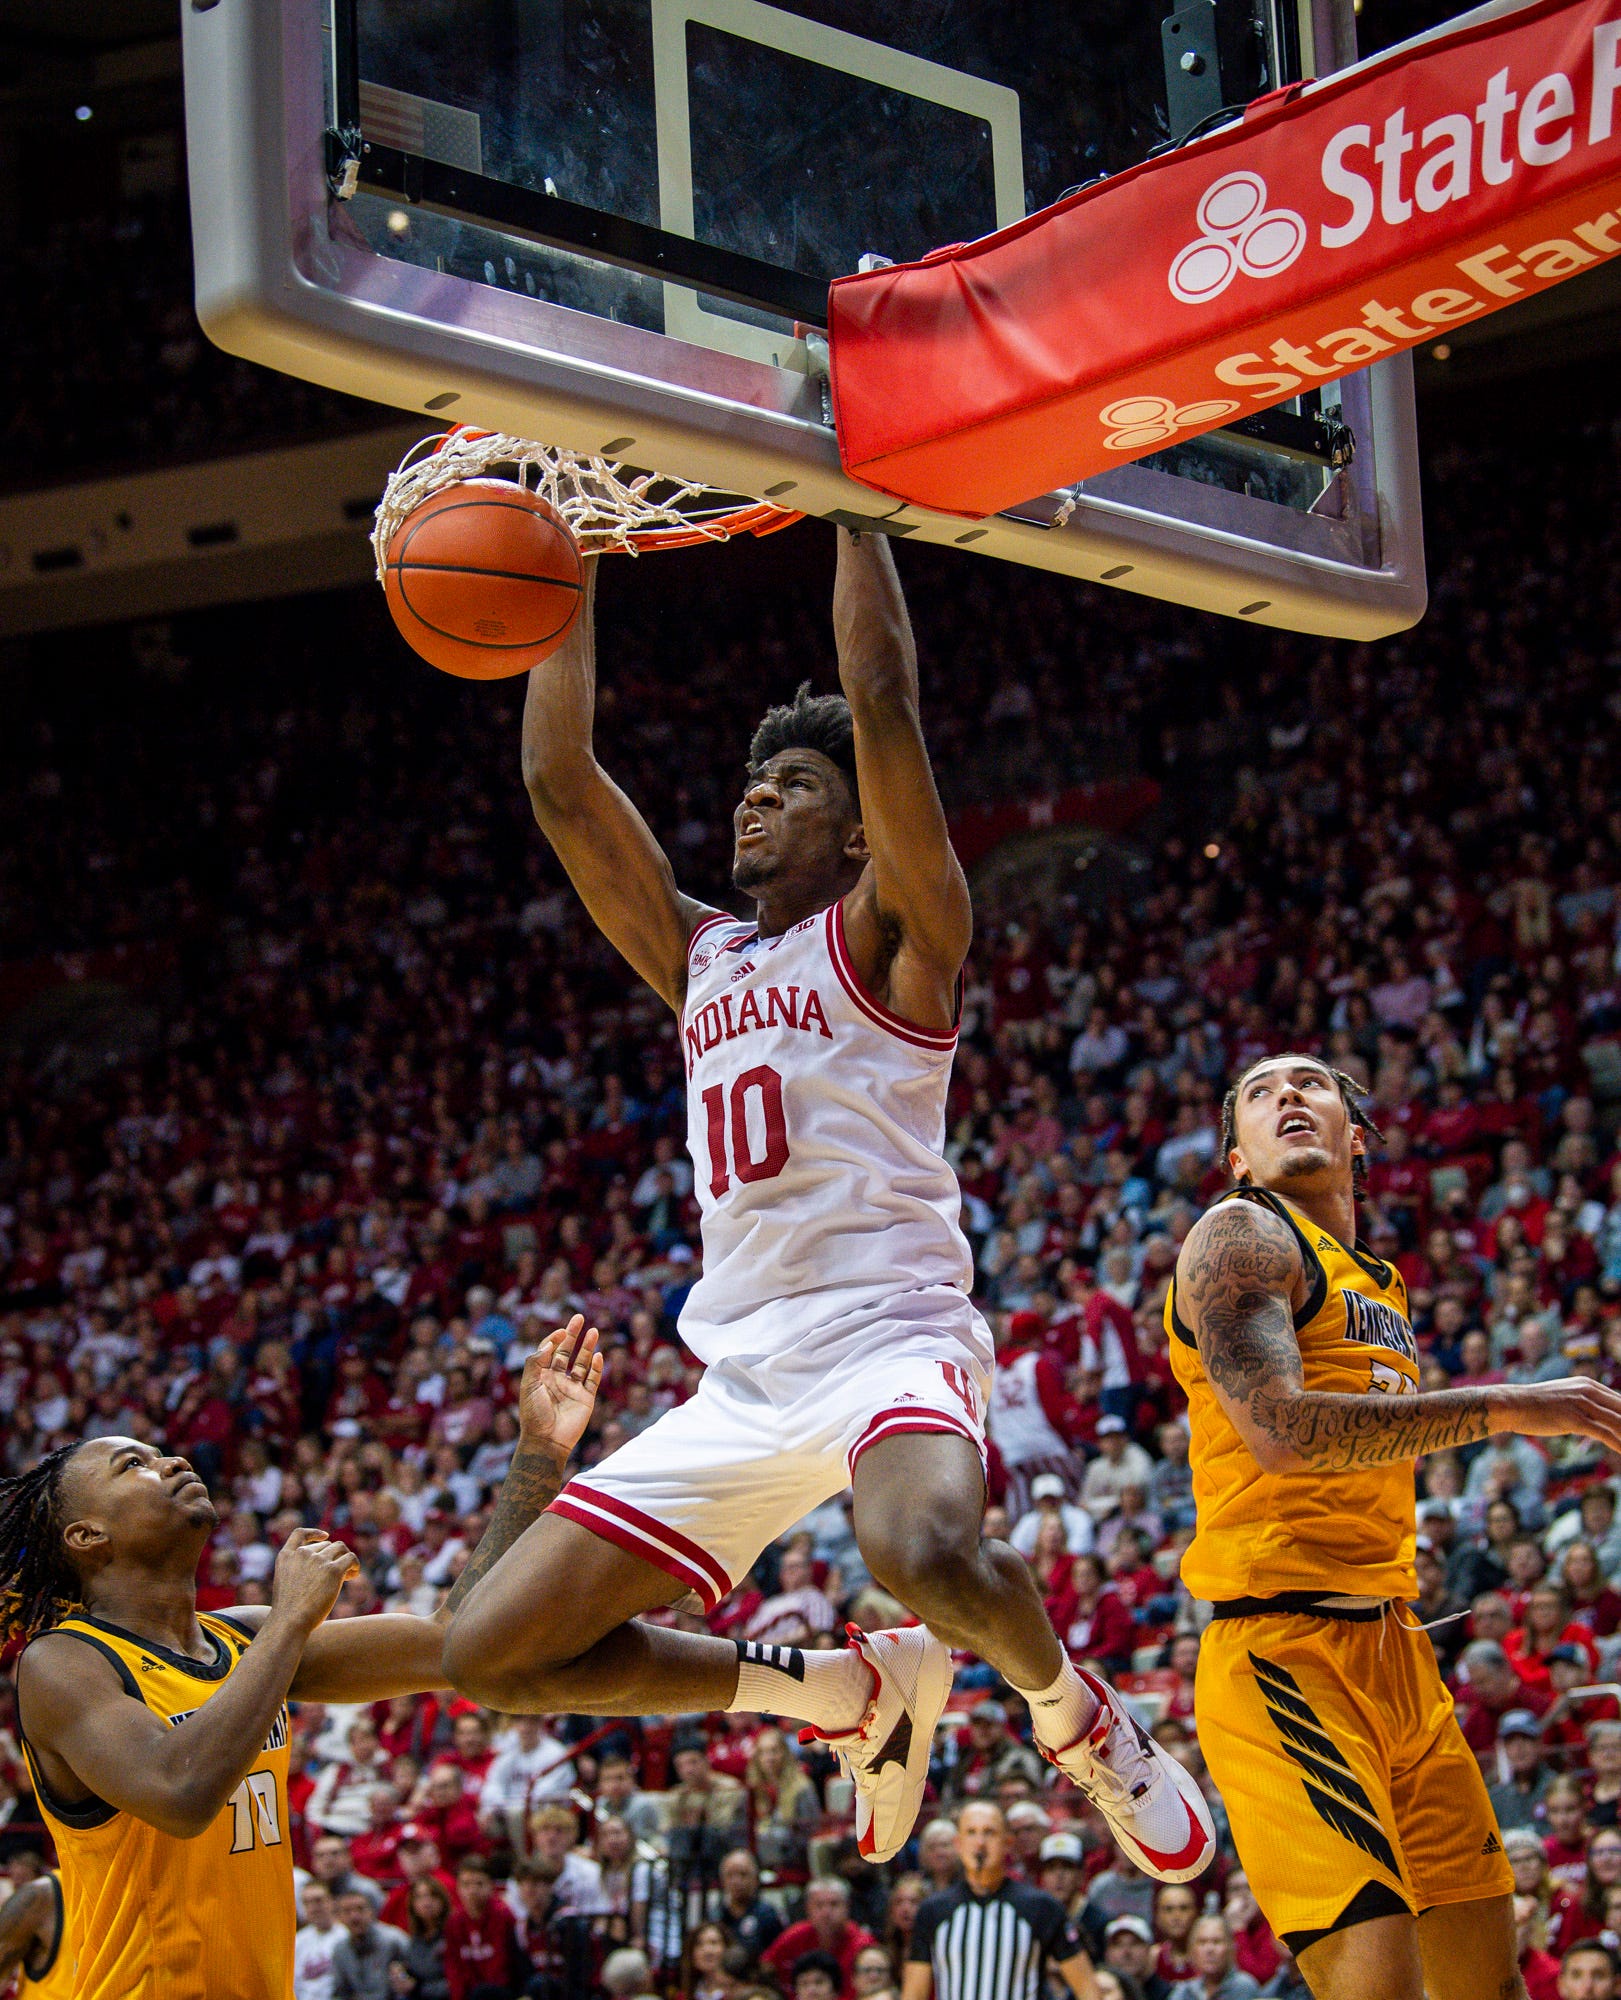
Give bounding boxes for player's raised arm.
[521,560,716,1011]
[278,1322,602,1701]
[1179,1199,1621,1474]
[833,529,972,995]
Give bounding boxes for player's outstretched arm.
[277,1322,603,1702]
[1179,1201,1621,1474]
[833,528,971,1010]
[17,1529,356,1839]
[521,559,716,1011]
[0,1877,54,1986]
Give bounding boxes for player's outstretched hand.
[271,1528,360,1632]
[516,1313,604,1460]
[1502,1378,1621,1454]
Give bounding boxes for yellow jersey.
[1166,1186,1420,1605]
[18,1873,72,2000]
[18,1611,293,2000]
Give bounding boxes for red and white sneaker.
[1040,1669,1215,1882]
[802,1623,953,1864]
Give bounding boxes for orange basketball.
[382,479,584,680]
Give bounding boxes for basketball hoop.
[372,427,802,580]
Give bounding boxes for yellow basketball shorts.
[1195,1606,1514,1950]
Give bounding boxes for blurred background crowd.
[7,152,1621,2000]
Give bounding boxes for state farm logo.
[1099,392,1238,451]
[1168,170,1307,303]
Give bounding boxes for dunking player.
[442,529,1212,1878]
[1167,1055,1621,2000]
[1,1325,601,2000]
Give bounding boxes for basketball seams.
[385,482,584,671]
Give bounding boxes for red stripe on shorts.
[846,1409,986,1478]
[551,1484,731,1609]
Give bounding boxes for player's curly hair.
[1219,1054,1384,1193]
[748,683,858,795]
[0,1442,85,1644]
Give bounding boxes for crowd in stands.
[4,189,379,486]
[4,395,1621,2000]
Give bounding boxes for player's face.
[732,750,863,896]
[60,1437,218,1567]
[1229,1060,1363,1192]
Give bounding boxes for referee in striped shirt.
[904,1803,1100,2000]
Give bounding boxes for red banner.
[829,0,1621,517]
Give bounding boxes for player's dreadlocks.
[0,1442,85,1644]
[748,683,858,795]
[1219,1054,1384,1193]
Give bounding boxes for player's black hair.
[0,1442,85,1644]
[747,683,858,796]
[1219,1053,1384,1193]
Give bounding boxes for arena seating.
[2,377,1620,1998]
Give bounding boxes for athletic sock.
[1018,1656,1103,1752]
[729,1639,873,1734]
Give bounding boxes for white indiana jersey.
[988,1349,1071,1467]
[677,900,979,1364]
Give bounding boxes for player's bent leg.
[851,1429,1059,1680]
[1414,1894,1523,2000]
[441,1511,740,1714]
[850,1431,1213,1881]
[1294,1909,1425,2000]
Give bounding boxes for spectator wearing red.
[1058,1554,1136,1677]
[761,1879,875,1998]
[412,1764,487,1867]
[1561,1542,1621,1638]
[444,1854,519,2000]
[378,1828,459,1930]
[1542,1778,1592,1893]
[1454,1640,1551,1765]
[985,1311,1090,1515]
[442,1709,495,1788]
[1507,1583,1600,1693]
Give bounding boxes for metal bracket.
[324,126,362,201]
[1162,2,1224,141]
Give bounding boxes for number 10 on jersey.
[701,1065,790,1196]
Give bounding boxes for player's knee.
[860,1516,978,1615]
[441,1594,572,1705]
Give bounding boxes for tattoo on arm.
[1249,1386,1493,1470]
[440,1446,567,1619]
[1180,1202,1495,1472]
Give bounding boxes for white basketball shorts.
[549,1318,992,1611]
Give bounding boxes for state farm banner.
[827,0,1621,517]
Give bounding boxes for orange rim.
[428,429,803,550]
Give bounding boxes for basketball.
[382,479,584,680]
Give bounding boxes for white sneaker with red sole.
[802,1623,953,1864]
[1040,1668,1215,1882]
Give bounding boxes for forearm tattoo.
[441,1446,566,1616]
[1182,1203,1493,1472]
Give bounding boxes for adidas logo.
[139,1657,160,1673]
[1481,1831,1501,1855]
[1317,1236,1335,1251]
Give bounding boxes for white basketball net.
[372,427,799,578]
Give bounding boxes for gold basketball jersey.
[18,1873,72,2000]
[19,1611,294,2000]
[1166,1186,1421,1604]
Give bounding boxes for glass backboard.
[183,0,1427,636]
